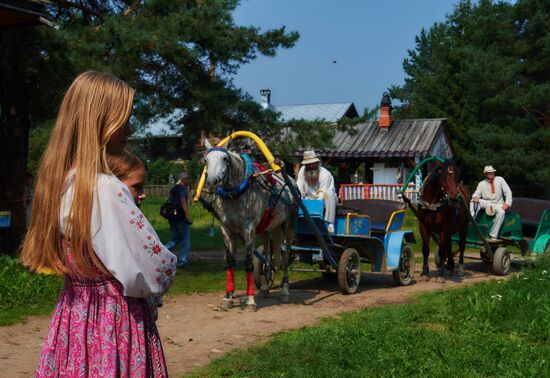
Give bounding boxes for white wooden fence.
[338,184,417,202]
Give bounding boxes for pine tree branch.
[49,0,103,19]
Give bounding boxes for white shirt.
[296,166,335,199]
[473,176,513,206]
[60,173,177,298]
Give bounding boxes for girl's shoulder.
[97,173,132,198]
[98,173,125,189]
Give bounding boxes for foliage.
[20,0,338,189]
[339,104,380,127]
[51,0,299,141]
[146,158,183,185]
[390,0,550,197]
[27,121,55,176]
[191,255,550,377]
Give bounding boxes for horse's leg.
[436,232,447,283]
[445,230,455,274]
[282,214,295,304]
[456,214,468,277]
[272,226,289,303]
[244,227,257,312]
[259,233,271,298]
[221,227,236,308]
[419,221,431,281]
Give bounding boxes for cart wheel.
[393,245,415,286]
[338,248,361,294]
[253,245,275,289]
[492,247,511,276]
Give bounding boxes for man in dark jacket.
[165,172,193,268]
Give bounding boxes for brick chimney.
[378,92,393,129]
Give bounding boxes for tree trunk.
[0,32,31,255]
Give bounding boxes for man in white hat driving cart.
[296,150,337,233]
[470,165,513,241]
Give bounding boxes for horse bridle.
[205,147,231,188]
[418,170,459,211]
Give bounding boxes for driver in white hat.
[470,165,513,241]
[296,150,337,233]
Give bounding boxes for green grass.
[0,255,63,326]
[190,256,550,377]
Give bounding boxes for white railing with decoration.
[338,184,417,202]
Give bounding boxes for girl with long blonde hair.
[21,71,176,377]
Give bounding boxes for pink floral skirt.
[36,276,168,377]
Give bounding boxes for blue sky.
[232,0,459,113]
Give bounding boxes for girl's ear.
[204,137,213,150]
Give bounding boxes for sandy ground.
[0,255,506,377]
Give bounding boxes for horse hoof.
[245,303,257,312]
[221,298,234,309]
[280,294,290,303]
[456,265,466,277]
[420,274,430,282]
[260,289,270,298]
[436,276,446,284]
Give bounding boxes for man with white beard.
[296,150,337,233]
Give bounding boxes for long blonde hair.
[21,71,135,277]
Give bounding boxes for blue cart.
[289,198,416,294]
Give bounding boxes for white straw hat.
[483,165,496,174]
[301,150,320,165]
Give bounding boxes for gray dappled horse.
[203,138,295,311]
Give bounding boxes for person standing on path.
[165,172,193,268]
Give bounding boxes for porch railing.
[338,184,417,202]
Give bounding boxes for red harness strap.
[253,162,277,186]
[256,206,276,233]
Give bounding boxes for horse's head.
[438,162,459,200]
[203,138,230,190]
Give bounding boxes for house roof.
[274,102,358,123]
[298,118,452,159]
[131,109,185,139]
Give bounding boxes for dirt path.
[0,258,504,377]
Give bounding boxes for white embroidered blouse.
[60,173,177,298]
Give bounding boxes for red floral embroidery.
[144,235,163,257]
[117,191,128,205]
[129,212,145,230]
[155,258,176,288]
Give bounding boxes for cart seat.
[342,199,407,232]
[512,197,550,227]
[336,205,358,217]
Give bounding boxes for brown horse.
[417,162,470,283]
